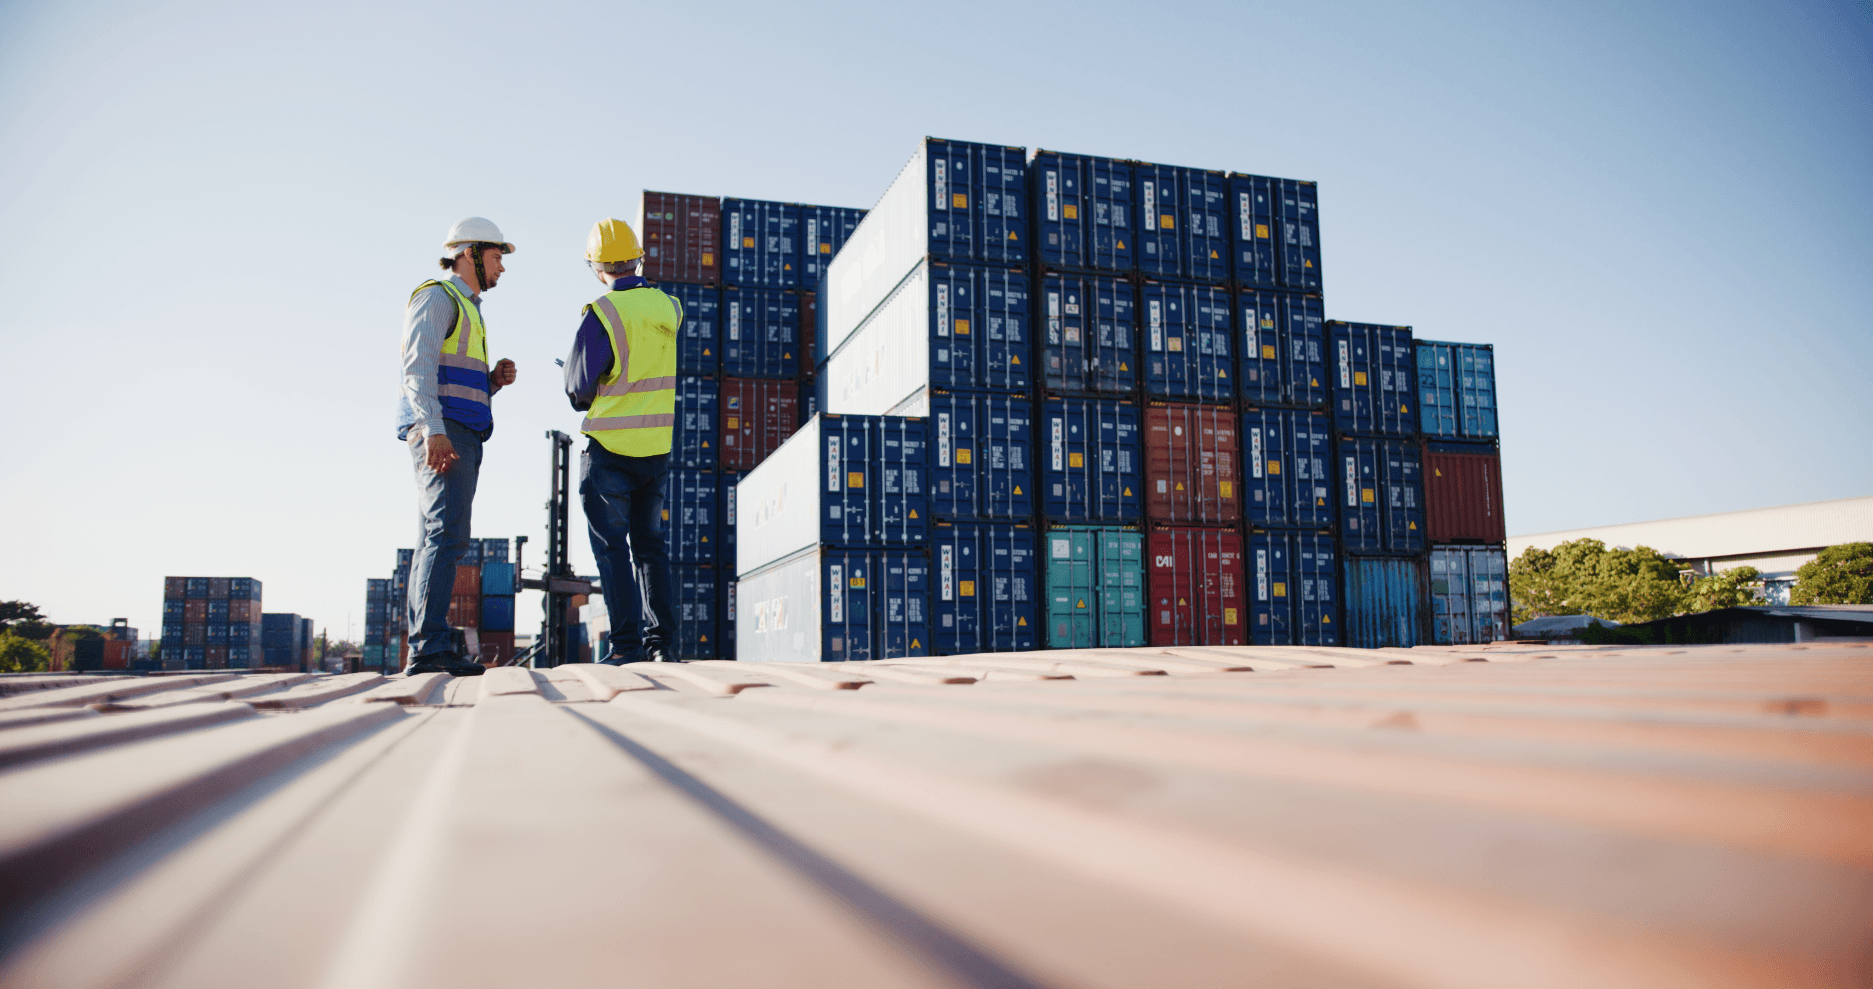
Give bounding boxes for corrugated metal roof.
[1508,494,1873,562]
[2,645,1870,988]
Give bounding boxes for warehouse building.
[1508,495,1873,603]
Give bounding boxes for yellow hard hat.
[586,218,644,264]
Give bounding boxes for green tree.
[1685,566,1765,611]
[1509,538,1687,625]
[1791,543,1873,605]
[0,632,51,673]
[0,601,53,640]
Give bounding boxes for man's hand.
[491,358,517,390]
[426,433,459,473]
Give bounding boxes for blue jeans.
[580,440,674,662]
[407,420,482,660]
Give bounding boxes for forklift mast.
[517,430,596,667]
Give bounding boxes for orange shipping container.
[447,594,480,628]
[453,565,481,596]
[1144,403,1241,523]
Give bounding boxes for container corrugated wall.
[1342,556,1424,648]
[1424,440,1506,543]
[719,378,798,472]
[736,546,930,663]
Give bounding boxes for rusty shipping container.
[1143,403,1240,523]
[1424,440,1506,544]
[452,565,480,597]
[1147,525,1246,645]
[719,377,800,471]
[639,191,720,285]
[447,594,480,629]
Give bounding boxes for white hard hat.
[442,217,516,256]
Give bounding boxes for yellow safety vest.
[411,278,492,431]
[582,287,680,456]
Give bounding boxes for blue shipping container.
[207,600,228,620]
[162,622,184,641]
[163,599,185,620]
[206,623,228,644]
[672,376,720,469]
[1228,173,1279,288]
[1029,151,1133,273]
[1343,556,1424,648]
[1428,546,1509,645]
[819,261,1030,403]
[662,468,722,564]
[1337,436,1423,555]
[931,521,1039,654]
[722,286,800,379]
[1141,281,1233,400]
[928,389,1034,521]
[184,646,206,669]
[228,577,261,599]
[480,562,516,596]
[185,578,209,598]
[671,565,720,659]
[227,644,253,666]
[733,414,930,573]
[1416,340,1499,440]
[721,198,800,289]
[480,595,515,632]
[1040,397,1142,521]
[1241,408,1336,528]
[1039,272,1137,394]
[798,203,867,287]
[736,547,930,663]
[1238,290,1327,408]
[1277,179,1323,291]
[1134,164,1231,282]
[1330,322,1417,436]
[1247,529,1340,645]
[659,283,721,376]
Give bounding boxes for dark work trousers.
[406,419,483,661]
[580,440,674,662]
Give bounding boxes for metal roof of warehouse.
[1,643,1869,989]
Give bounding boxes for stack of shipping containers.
[477,537,517,664]
[361,578,394,671]
[1328,320,1427,647]
[1236,176,1338,646]
[158,577,262,670]
[640,190,866,659]
[1417,342,1508,642]
[820,138,1037,655]
[261,612,308,671]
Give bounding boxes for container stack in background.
[360,578,394,671]
[639,190,868,659]
[261,612,313,671]
[818,138,1039,655]
[158,577,262,670]
[477,537,517,664]
[1416,341,1508,643]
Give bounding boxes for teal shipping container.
[1043,524,1146,648]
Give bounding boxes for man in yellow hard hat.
[398,217,519,677]
[564,218,682,664]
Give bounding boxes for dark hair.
[438,256,456,270]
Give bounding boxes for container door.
[1045,529,1095,648]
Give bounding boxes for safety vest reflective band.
[412,278,492,432]
[581,288,680,457]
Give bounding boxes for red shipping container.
[164,576,187,599]
[183,623,206,645]
[228,599,257,623]
[453,565,481,596]
[183,600,208,623]
[1147,526,1246,646]
[1423,441,1507,543]
[720,377,800,471]
[208,577,230,599]
[447,594,480,628]
[206,646,228,668]
[479,631,516,665]
[640,191,721,285]
[102,640,133,669]
[1144,403,1241,523]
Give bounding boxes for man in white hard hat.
[395,217,519,677]
[564,218,681,664]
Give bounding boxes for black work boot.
[406,652,486,677]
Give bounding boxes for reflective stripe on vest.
[413,279,491,431]
[581,288,679,457]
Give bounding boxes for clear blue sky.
[3,0,1869,643]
